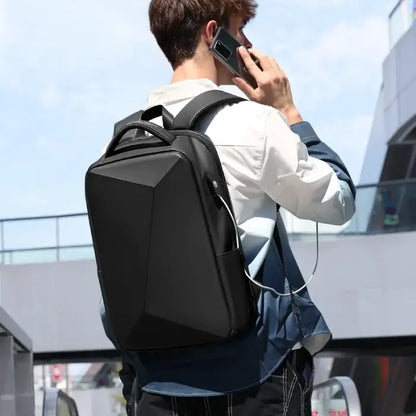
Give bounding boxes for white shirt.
[147,79,355,276]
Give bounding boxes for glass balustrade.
[345,181,416,234]
[1,181,415,265]
[0,214,93,265]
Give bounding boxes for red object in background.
[51,364,64,384]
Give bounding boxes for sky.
[0,0,397,219]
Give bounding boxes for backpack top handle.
[105,121,176,157]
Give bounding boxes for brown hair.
[149,0,257,68]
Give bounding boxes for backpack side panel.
[173,133,257,334]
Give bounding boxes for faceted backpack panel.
[87,151,229,350]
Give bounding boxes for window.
[403,125,416,143]
[380,144,414,181]
[410,155,416,178]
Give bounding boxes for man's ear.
[202,20,218,45]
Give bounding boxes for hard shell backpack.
[85,90,258,351]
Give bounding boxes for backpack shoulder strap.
[173,90,246,130]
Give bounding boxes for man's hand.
[232,47,303,125]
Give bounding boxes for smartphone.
[209,27,258,88]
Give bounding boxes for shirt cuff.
[290,121,319,142]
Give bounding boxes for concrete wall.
[292,230,416,339]
[0,260,112,353]
[384,22,416,141]
[360,21,416,185]
[1,231,416,353]
[359,90,386,185]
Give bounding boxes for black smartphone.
[209,27,258,88]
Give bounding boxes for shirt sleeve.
[258,109,356,225]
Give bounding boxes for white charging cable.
[244,222,319,297]
[217,193,319,297]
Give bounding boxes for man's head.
[149,0,257,73]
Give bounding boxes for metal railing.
[312,377,362,416]
[0,213,94,265]
[0,181,415,265]
[389,0,415,49]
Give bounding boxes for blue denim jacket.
[101,121,355,397]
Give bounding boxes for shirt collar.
[147,79,220,107]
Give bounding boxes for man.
[104,0,356,414]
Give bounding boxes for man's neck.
[171,51,219,85]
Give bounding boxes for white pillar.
[14,351,35,416]
[0,335,16,416]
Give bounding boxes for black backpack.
[85,90,258,351]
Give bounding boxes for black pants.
[134,348,314,416]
